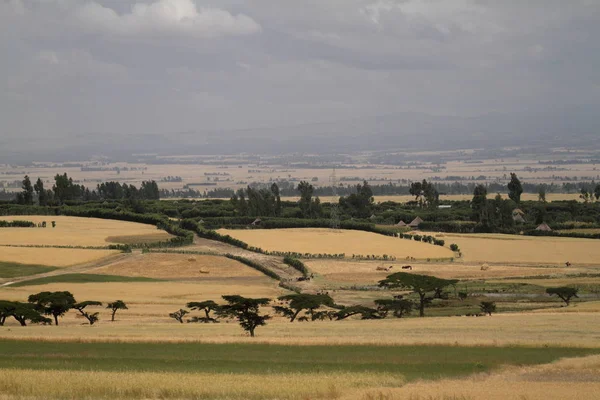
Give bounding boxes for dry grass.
[0,216,172,247]
[92,253,266,279]
[558,228,600,234]
[218,228,454,260]
[342,355,600,400]
[0,369,402,400]
[0,246,118,267]
[306,259,584,284]
[439,233,600,265]
[1,312,599,348]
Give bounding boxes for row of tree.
[15,174,160,206]
[0,291,127,326]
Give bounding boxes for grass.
[0,340,596,379]
[0,261,57,278]
[218,228,454,260]
[8,273,159,287]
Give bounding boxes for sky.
[1,0,599,155]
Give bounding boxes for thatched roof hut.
[536,223,552,232]
[396,220,407,227]
[409,217,424,228]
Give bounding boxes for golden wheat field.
[305,259,589,284]
[218,228,455,260]
[93,253,266,279]
[1,312,599,347]
[342,355,600,400]
[0,369,402,400]
[438,233,600,265]
[0,216,172,247]
[0,246,118,267]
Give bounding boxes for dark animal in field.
[401,265,413,270]
[565,261,572,267]
[296,276,311,282]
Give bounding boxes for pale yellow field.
[218,228,455,260]
[440,233,600,265]
[0,246,118,267]
[559,228,600,234]
[0,216,173,246]
[343,355,600,400]
[0,369,402,400]
[306,259,588,284]
[1,311,599,347]
[93,253,265,279]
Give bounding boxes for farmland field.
[437,233,600,264]
[0,246,118,267]
[0,216,172,247]
[218,228,455,259]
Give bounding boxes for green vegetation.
[0,340,597,381]
[0,262,57,278]
[11,274,158,287]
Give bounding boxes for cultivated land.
[2,213,600,398]
[0,247,117,267]
[0,216,173,247]
[218,228,455,259]
[437,233,600,265]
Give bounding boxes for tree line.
[14,174,159,206]
[0,291,127,326]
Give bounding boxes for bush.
[450,244,460,252]
[283,256,310,277]
[224,254,281,280]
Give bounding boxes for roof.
[513,208,525,215]
[409,216,424,227]
[513,214,525,223]
[396,220,407,227]
[536,223,552,231]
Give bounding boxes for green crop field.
[0,261,57,278]
[9,273,159,287]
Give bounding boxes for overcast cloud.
[1,0,599,153]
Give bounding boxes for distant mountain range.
[2,107,598,163]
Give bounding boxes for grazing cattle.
[296,276,311,282]
[401,265,412,270]
[376,266,393,272]
[565,261,572,267]
[480,266,489,271]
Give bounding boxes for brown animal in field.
[376,266,393,272]
[480,265,489,271]
[199,269,209,274]
[401,265,412,270]
[565,261,572,267]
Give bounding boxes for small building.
[396,220,407,227]
[513,214,525,224]
[409,216,424,228]
[438,205,451,209]
[536,223,552,232]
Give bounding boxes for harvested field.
[439,233,600,265]
[306,259,585,284]
[1,312,599,347]
[218,228,454,260]
[0,246,117,267]
[0,216,172,247]
[93,253,266,279]
[343,354,600,400]
[105,232,173,244]
[559,228,600,234]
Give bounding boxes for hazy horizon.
[1,0,599,161]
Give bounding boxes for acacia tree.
[74,301,102,325]
[0,301,51,326]
[106,300,128,322]
[187,300,220,323]
[374,298,413,318]
[507,173,523,203]
[217,295,271,337]
[169,309,188,323]
[335,305,379,320]
[546,287,579,306]
[28,291,76,325]
[480,301,497,316]
[274,293,335,322]
[379,272,458,317]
